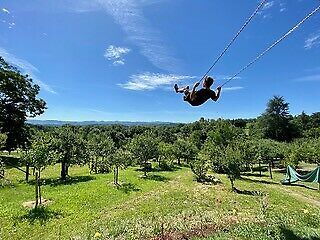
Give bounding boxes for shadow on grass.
[242,172,269,177]
[27,175,95,187]
[142,174,170,182]
[241,177,278,185]
[233,187,263,196]
[280,226,320,240]
[152,166,182,172]
[116,182,140,194]
[20,206,63,224]
[288,183,319,191]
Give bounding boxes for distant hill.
[27,120,178,126]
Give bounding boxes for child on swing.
[174,76,222,106]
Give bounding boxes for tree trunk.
[178,158,181,166]
[259,159,262,177]
[35,172,39,208]
[230,178,235,192]
[269,161,273,179]
[38,171,42,204]
[61,161,67,180]
[144,160,147,177]
[116,166,119,185]
[25,163,30,182]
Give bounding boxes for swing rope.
[199,0,268,83]
[220,4,320,87]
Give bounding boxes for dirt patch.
[151,215,255,240]
[23,198,52,208]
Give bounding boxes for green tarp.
[281,166,320,184]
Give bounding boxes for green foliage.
[172,138,198,165]
[158,142,175,170]
[53,126,88,180]
[190,151,211,182]
[128,133,158,176]
[87,129,116,173]
[22,132,56,172]
[0,133,7,149]
[0,57,46,151]
[109,148,132,185]
[258,96,299,142]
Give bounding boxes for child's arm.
[212,86,222,101]
[190,82,200,101]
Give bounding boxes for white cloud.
[223,86,244,91]
[294,74,320,82]
[73,0,180,72]
[2,8,10,14]
[304,31,320,50]
[119,72,196,91]
[104,45,130,66]
[263,1,274,10]
[0,47,57,94]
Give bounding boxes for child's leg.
[174,84,189,93]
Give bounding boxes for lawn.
[0,164,320,240]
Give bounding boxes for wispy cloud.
[294,74,320,82]
[258,0,286,18]
[73,0,180,72]
[104,45,130,66]
[119,72,195,91]
[223,86,244,91]
[2,8,10,14]
[263,1,274,10]
[0,48,56,94]
[304,31,320,50]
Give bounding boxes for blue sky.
[0,0,320,122]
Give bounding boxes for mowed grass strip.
[0,165,320,240]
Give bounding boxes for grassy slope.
[0,164,320,240]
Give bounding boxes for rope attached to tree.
[220,4,320,87]
[199,0,268,83]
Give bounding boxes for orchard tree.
[22,132,56,207]
[158,142,175,170]
[190,150,211,182]
[110,148,132,185]
[173,139,198,165]
[54,126,88,180]
[0,57,46,152]
[128,133,158,177]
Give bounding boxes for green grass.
[1,164,320,240]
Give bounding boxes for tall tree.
[53,126,88,180]
[258,96,297,142]
[0,57,46,152]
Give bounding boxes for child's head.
[203,76,214,88]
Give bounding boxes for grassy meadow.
[1,164,320,240]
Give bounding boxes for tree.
[22,132,56,207]
[158,142,175,170]
[109,148,132,185]
[128,133,158,177]
[0,133,7,150]
[87,129,115,174]
[220,145,243,191]
[0,133,7,179]
[172,139,198,165]
[190,151,211,182]
[258,96,298,142]
[0,57,46,152]
[53,126,88,180]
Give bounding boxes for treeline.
[1,55,320,193]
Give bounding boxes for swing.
[175,1,320,106]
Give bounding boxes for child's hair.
[204,76,214,87]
